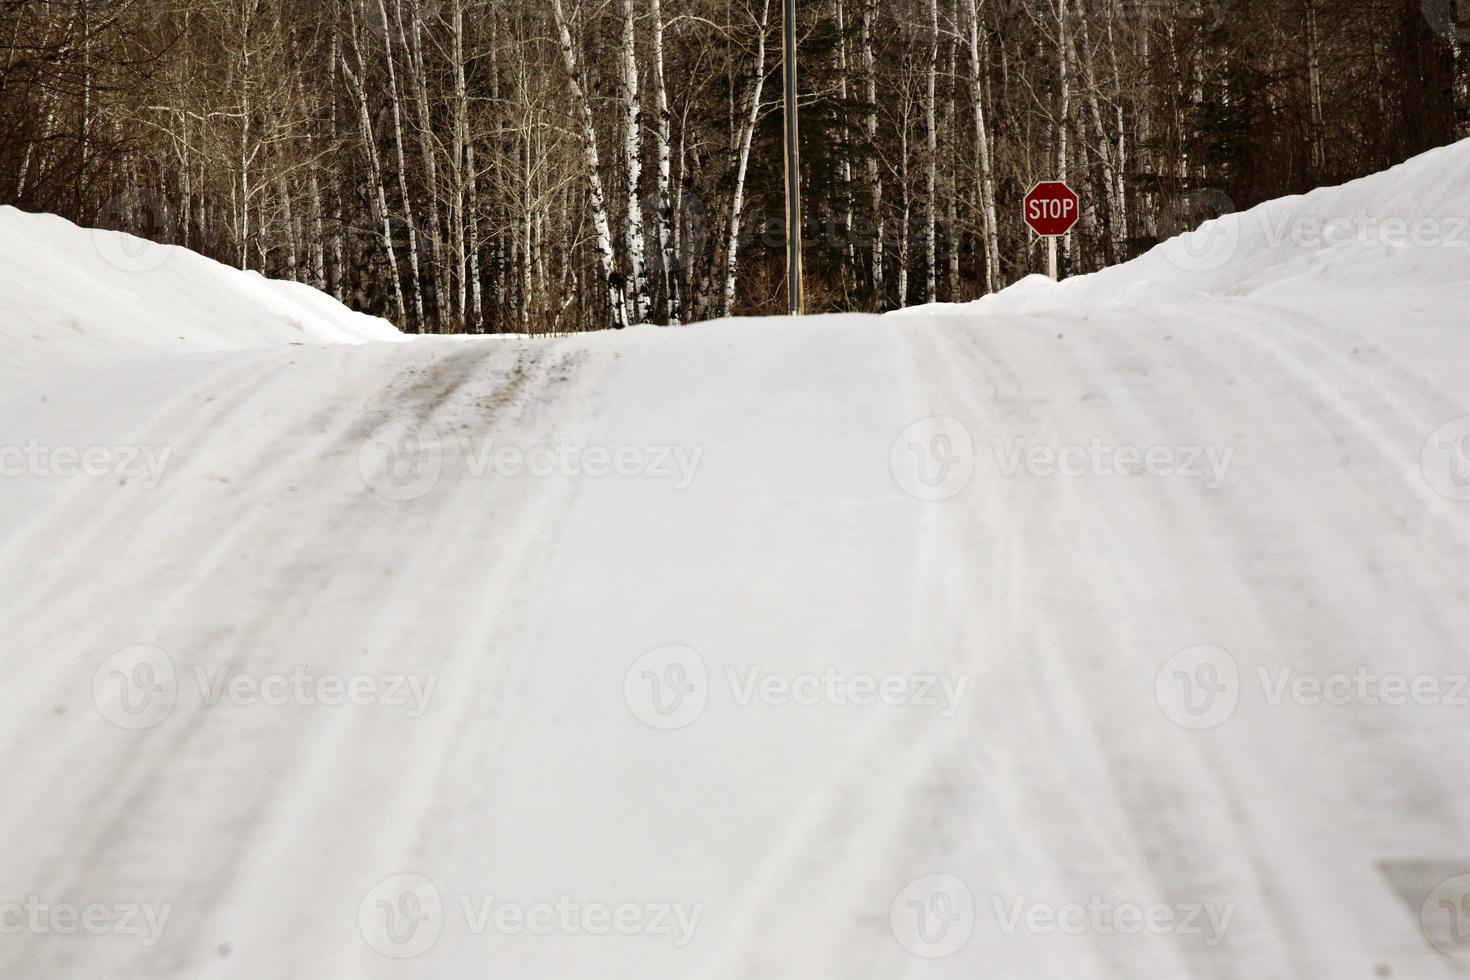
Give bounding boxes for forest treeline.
[1,0,1466,332]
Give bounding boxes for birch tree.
[4,0,1458,327]
[550,0,628,329]
[862,0,885,301]
[621,0,651,323]
[649,0,681,323]
[721,0,772,316]
[373,0,427,331]
[964,0,999,289]
[924,0,940,304]
[341,0,408,326]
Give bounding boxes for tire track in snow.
[0,338,591,979]
[5,309,1470,978]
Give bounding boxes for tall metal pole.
[781,0,805,316]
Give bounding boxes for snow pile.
[940,138,1470,314]
[0,206,400,372]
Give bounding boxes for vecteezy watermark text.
[0,897,171,947]
[357,874,702,959]
[193,665,436,717]
[888,417,1235,501]
[1423,417,1470,502]
[725,666,969,716]
[358,419,704,501]
[994,437,1235,489]
[93,645,437,730]
[887,874,1233,959]
[991,895,1234,947]
[1156,644,1470,730]
[459,439,702,487]
[624,646,970,730]
[0,440,171,489]
[1158,184,1470,274]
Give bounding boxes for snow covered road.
[5,290,1470,978]
[4,147,1470,978]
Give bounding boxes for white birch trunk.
[1056,0,1072,270]
[404,0,450,329]
[327,26,346,302]
[836,0,856,289]
[342,3,409,327]
[1105,0,1128,249]
[898,113,910,307]
[465,88,483,328]
[965,0,1001,292]
[451,0,470,326]
[621,0,651,323]
[550,0,629,329]
[924,0,940,305]
[863,0,885,302]
[1305,0,1326,175]
[943,14,959,298]
[238,0,251,270]
[721,0,772,316]
[649,0,681,324]
[374,0,427,331]
[1076,10,1119,264]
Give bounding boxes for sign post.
[781,0,804,315]
[1023,181,1080,280]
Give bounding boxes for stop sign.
[1024,181,1080,237]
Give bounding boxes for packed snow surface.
[3,143,1470,979]
[0,205,399,373]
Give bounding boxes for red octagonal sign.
[1024,181,1080,237]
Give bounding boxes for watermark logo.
[91,188,177,275]
[357,423,705,502]
[459,440,702,488]
[1258,212,1470,251]
[992,894,1233,946]
[1422,874,1470,958]
[890,417,975,502]
[92,646,437,729]
[1259,667,1470,708]
[357,875,702,956]
[1158,189,1240,274]
[359,419,444,502]
[93,645,177,730]
[624,647,970,731]
[994,437,1234,488]
[358,873,443,959]
[1006,0,1231,28]
[194,665,436,718]
[890,874,974,959]
[624,646,709,730]
[1157,647,1470,730]
[1155,645,1240,731]
[1423,417,1470,502]
[1423,0,1470,43]
[362,0,449,41]
[0,898,172,947]
[642,187,710,283]
[361,0,505,43]
[0,440,172,488]
[459,895,702,946]
[726,667,969,717]
[1157,188,1470,275]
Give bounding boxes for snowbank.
[917,138,1470,315]
[0,206,400,371]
